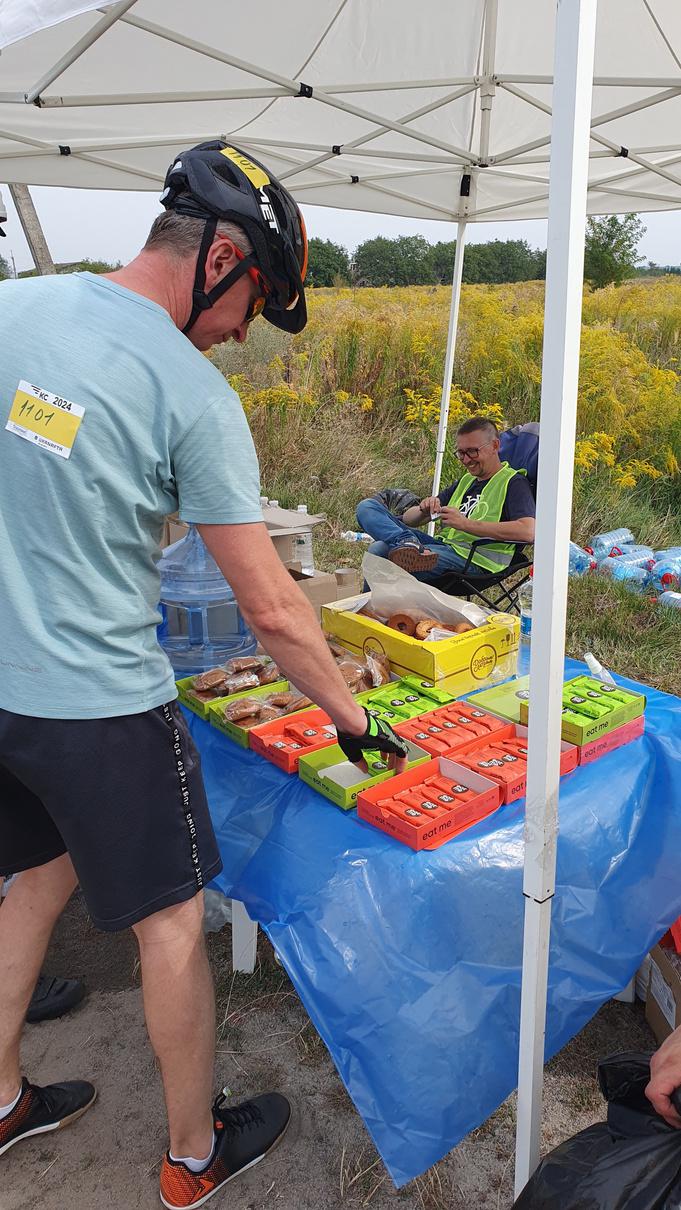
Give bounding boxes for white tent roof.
[1,0,681,222]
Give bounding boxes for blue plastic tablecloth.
[185,659,681,1187]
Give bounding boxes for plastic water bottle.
[157,524,256,676]
[653,547,681,563]
[341,531,372,543]
[589,528,635,558]
[659,591,681,609]
[519,577,533,643]
[649,558,681,593]
[295,504,315,574]
[599,553,652,576]
[568,541,595,576]
[610,563,649,592]
[584,652,616,685]
[614,544,654,562]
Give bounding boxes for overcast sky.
[1,183,680,273]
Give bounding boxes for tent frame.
[3,0,679,1197]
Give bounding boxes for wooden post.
[8,184,56,275]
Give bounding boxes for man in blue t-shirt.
[356,416,536,581]
[0,143,407,1209]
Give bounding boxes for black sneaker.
[26,974,86,1023]
[0,1076,96,1157]
[159,1090,291,1209]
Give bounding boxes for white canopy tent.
[2,1,680,1197]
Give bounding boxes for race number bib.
[5,380,84,460]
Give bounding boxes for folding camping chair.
[431,540,533,613]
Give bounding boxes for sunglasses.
[232,244,270,324]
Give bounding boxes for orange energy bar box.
[357,756,502,851]
[394,702,514,758]
[250,708,338,774]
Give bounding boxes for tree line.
[1,215,676,290]
[307,215,675,290]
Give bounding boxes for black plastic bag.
[371,487,421,517]
[514,1053,681,1209]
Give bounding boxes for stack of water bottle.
[581,526,681,608]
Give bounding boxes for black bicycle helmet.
[159,140,308,335]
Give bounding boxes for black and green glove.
[336,708,410,765]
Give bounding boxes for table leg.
[231,899,258,973]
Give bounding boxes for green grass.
[234,397,681,697]
[566,574,681,695]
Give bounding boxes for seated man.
[356,416,536,583]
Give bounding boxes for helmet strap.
[181,216,259,334]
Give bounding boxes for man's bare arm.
[197,521,368,735]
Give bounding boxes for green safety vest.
[439,462,524,572]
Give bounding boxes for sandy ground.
[3,892,655,1210]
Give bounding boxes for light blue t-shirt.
[0,272,262,719]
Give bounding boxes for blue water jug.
[157,524,256,676]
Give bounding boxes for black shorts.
[0,701,222,931]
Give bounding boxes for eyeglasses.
[232,245,270,324]
[456,446,483,462]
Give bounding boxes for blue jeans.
[355,498,470,583]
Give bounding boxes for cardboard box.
[395,703,515,758]
[161,516,189,549]
[321,594,519,689]
[466,676,531,723]
[250,708,337,774]
[354,679,456,724]
[289,568,339,617]
[298,739,430,810]
[454,723,578,803]
[646,944,681,1044]
[334,567,362,597]
[577,713,645,765]
[176,666,283,720]
[263,503,325,568]
[357,756,502,850]
[519,675,645,745]
[207,681,306,747]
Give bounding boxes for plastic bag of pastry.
[362,552,489,628]
[257,661,281,685]
[366,650,391,686]
[286,693,314,713]
[192,667,230,692]
[222,672,261,695]
[337,658,367,691]
[240,703,281,727]
[428,621,476,641]
[188,688,219,703]
[221,697,263,723]
[226,655,263,674]
[267,691,297,709]
[323,633,347,659]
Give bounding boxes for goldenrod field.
[210,277,681,691]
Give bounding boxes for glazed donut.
[415,618,439,641]
[453,620,475,633]
[387,612,417,636]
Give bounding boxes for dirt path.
[3,893,655,1210]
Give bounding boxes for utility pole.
[8,183,56,275]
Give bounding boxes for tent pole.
[513,0,598,1199]
[430,218,467,512]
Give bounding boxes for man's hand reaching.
[336,709,409,775]
[646,1025,681,1127]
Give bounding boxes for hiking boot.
[0,1076,96,1157]
[26,974,86,1023]
[159,1090,291,1209]
[389,544,438,574]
